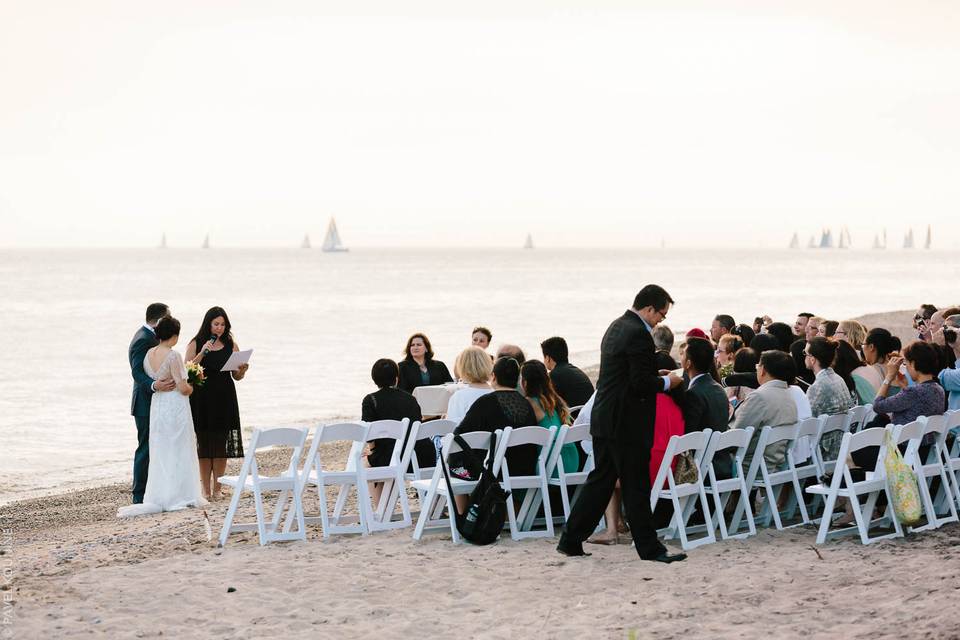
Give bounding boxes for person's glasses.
[657,308,668,320]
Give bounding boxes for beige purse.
[673,452,699,484]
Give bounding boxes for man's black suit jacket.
[589,310,664,448]
[129,326,158,417]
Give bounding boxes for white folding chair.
[912,415,959,530]
[735,424,810,530]
[403,419,457,495]
[785,417,826,521]
[650,429,715,550]
[701,428,756,540]
[360,419,413,532]
[805,427,904,545]
[546,424,595,524]
[411,430,499,543]
[938,410,960,513]
[846,405,870,433]
[814,413,851,476]
[218,427,309,546]
[498,426,556,540]
[300,422,370,538]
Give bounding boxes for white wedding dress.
[118,349,206,517]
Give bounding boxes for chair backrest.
[893,420,925,445]
[819,413,849,436]
[652,429,712,492]
[253,426,310,449]
[702,427,753,476]
[922,413,947,437]
[744,423,799,483]
[415,419,458,441]
[795,416,822,440]
[498,426,556,477]
[946,410,960,432]
[365,419,409,464]
[845,426,888,452]
[846,405,869,433]
[318,422,369,443]
[440,430,496,458]
[546,424,594,478]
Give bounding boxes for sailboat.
[301,234,311,249]
[818,228,834,249]
[872,234,882,250]
[788,232,800,249]
[903,228,914,249]
[882,228,888,249]
[321,218,348,252]
[838,227,851,249]
[159,233,167,249]
[523,233,534,249]
[924,225,932,250]
[807,235,816,249]
[202,234,210,249]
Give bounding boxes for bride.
[119,316,206,517]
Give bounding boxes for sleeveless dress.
[535,401,579,477]
[189,342,244,459]
[118,350,205,517]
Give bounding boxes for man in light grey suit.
[729,350,799,471]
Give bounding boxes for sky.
[1,1,958,248]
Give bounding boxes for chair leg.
[445,493,461,544]
[815,490,838,545]
[218,485,243,546]
[252,486,268,545]
[318,481,332,539]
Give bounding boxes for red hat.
[686,328,709,340]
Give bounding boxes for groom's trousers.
[132,415,150,503]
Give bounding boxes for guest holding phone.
[186,306,249,500]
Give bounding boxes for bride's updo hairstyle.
[156,316,181,341]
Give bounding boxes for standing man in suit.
[558,285,687,563]
[129,302,175,504]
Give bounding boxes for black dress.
[397,359,453,393]
[190,342,244,459]
[361,387,425,468]
[454,390,539,476]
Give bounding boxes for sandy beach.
[5,308,958,639]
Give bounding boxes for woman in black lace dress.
[186,306,249,499]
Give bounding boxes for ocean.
[0,246,949,503]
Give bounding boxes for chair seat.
[308,470,359,483]
[364,467,402,481]
[411,478,476,495]
[660,484,701,498]
[549,471,589,485]
[806,477,885,496]
[219,474,296,490]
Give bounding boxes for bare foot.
[586,533,619,545]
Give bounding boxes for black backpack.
[440,432,510,545]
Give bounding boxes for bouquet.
[186,362,207,388]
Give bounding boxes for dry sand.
[4,307,955,639]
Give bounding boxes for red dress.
[649,394,686,487]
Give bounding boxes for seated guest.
[471,326,493,351]
[454,357,538,476]
[818,320,839,338]
[496,343,526,364]
[862,328,899,395]
[804,338,855,459]
[540,336,595,408]
[805,316,823,341]
[928,306,960,343]
[445,347,494,423]
[853,341,946,471]
[730,350,799,471]
[766,322,796,352]
[682,338,729,433]
[710,314,736,343]
[832,340,868,404]
[397,333,453,393]
[913,303,938,339]
[938,315,960,413]
[793,313,815,340]
[652,324,679,370]
[361,359,425,502]
[520,360,577,475]
[716,334,744,379]
[835,320,867,350]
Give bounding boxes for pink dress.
[649,394,686,487]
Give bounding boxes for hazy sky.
[2,1,958,248]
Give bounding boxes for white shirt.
[688,373,707,389]
[573,392,597,454]
[143,323,156,334]
[445,387,493,424]
[788,384,813,420]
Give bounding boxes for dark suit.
[397,358,453,394]
[563,310,667,559]
[128,326,158,503]
[683,374,730,433]
[548,362,595,408]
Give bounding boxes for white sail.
[159,233,167,249]
[872,234,882,250]
[523,233,534,249]
[301,234,311,249]
[321,218,348,252]
[818,228,834,249]
[882,228,887,249]
[903,228,914,249]
[202,234,210,249]
[807,235,816,249]
[924,224,932,250]
[838,230,847,249]
[789,232,799,249]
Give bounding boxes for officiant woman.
[186,306,249,500]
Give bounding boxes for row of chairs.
[653,408,960,549]
[217,418,596,546]
[217,408,960,548]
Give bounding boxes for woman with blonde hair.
[835,320,867,350]
[445,347,494,423]
[715,334,744,379]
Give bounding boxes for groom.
[128,303,175,503]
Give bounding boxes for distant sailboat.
[202,234,210,249]
[321,218,348,252]
[872,234,882,250]
[838,227,851,249]
[789,232,800,249]
[924,224,932,250]
[807,235,816,249]
[301,234,311,249]
[523,233,534,250]
[882,228,888,249]
[818,228,834,249]
[903,228,914,249]
[159,233,167,249]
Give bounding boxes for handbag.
[673,451,699,484]
[883,431,922,526]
